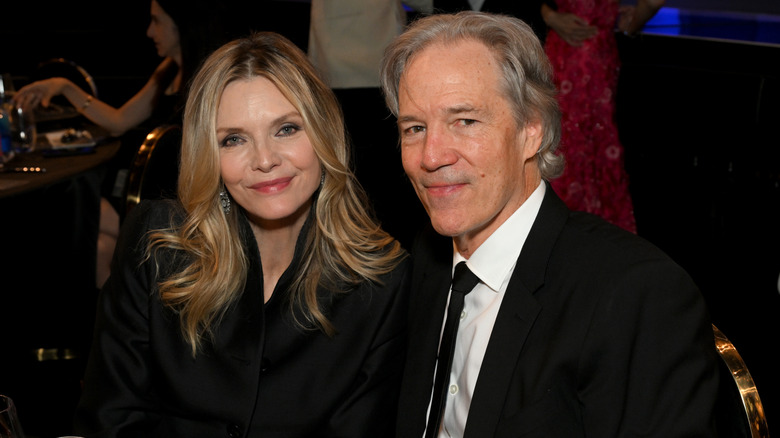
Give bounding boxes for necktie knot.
[452,261,479,295]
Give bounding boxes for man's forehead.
[398,53,504,117]
[407,37,492,67]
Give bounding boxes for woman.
[11,0,215,136]
[73,32,410,437]
[542,0,664,233]
[13,0,232,288]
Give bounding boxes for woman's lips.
[251,177,292,193]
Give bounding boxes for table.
[0,124,123,437]
[1,125,121,385]
[1,124,120,331]
[0,131,120,199]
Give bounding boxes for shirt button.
[227,424,242,438]
[449,384,459,395]
[460,310,467,319]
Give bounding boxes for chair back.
[34,58,98,99]
[33,58,98,126]
[712,324,770,438]
[124,124,182,217]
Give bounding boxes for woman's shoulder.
[124,199,184,228]
[382,246,411,275]
[331,247,410,335]
[117,199,185,249]
[367,235,410,274]
[362,244,411,299]
[113,200,188,277]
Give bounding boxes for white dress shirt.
[425,181,546,438]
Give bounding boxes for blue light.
[642,7,780,45]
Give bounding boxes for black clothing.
[75,200,411,437]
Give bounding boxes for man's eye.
[404,125,425,135]
[458,119,477,126]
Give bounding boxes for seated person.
[73,32,410,437]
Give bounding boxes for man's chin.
[429,216,466,238]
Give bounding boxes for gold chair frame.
[37,57,98,97]
[125,124,181,216]
[713,324,770,438]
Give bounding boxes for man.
[380,11,719,437]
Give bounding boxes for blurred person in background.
[542,0,665,232]
[308,0,433,250]
[13,0,233,289]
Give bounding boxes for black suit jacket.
[397,185,719,437]
[75,200,411,437]
[433,0,549,43]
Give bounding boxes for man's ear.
[520,119,544,161]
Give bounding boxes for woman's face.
[147,0,181,59]
[217,77,322,231]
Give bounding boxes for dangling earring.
[219,190,231,214]
[320,171,325,188]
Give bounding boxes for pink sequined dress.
[545,0,637,233]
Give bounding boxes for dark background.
[2,0,778,436]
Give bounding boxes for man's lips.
[423,181,467,196]
[250,177,292,193]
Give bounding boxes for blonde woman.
[74,32,409,437]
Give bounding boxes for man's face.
[397,39,542,255]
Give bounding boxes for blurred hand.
[547,12,598,47]
[617,5,637,34]
[11,77,67,112]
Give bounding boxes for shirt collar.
[453,181,546,292]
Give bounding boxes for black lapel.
[464,184,570,436]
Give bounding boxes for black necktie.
[425,261,481,438]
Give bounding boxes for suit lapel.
[219,211,265,362]
[464,184,570,437]
[398,227,454,435]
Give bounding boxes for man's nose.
[420,125,457,171]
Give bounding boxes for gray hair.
[380,11,564,180]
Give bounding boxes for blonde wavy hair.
[147,32,405,354]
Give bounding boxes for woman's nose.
[251,140,281,172]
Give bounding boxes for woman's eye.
[220,134,242,148]
[277,124,300,137]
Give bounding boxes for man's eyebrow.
[397,115,420,124]
[398,105,481,124]
[446,104,479,115]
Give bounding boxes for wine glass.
[0,395,26,438]
[7,104,37,154]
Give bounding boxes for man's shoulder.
[556,210,684,274]
[407,224,453,289]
